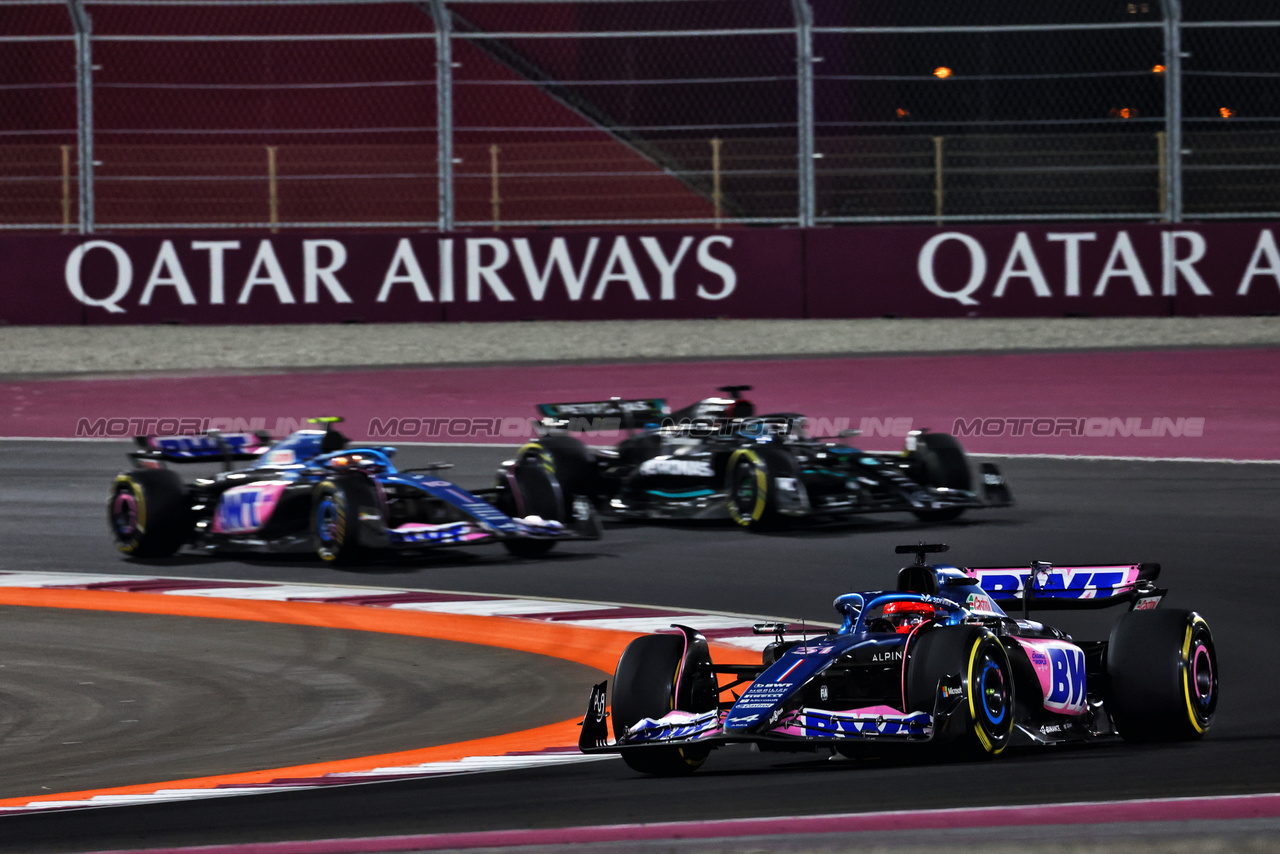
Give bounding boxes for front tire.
[612,633,716,775]
[907,625,1015,757]
[311,478,373,565]
[1107,609,1217,741]
[108,469,191,558]
[910,432,973,523]
[500,450,565,558]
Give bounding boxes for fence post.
[427,0,454,232]
[1162,0,1183,222]
[1156,130,1167,217]
[791,0,815,228]
[489,144,500,230]
[711,137,723,228]
[61,144,72,233]
[267,146,279,232]
[66,0,94,234]
[933,136,945,224]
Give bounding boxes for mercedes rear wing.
[536,398,669,432]
[966,561,1165,615]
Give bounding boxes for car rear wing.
[129,432,272,468]
[965,562,1165,614]
[536,398,669,431]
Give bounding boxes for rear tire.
[1107,609,1217,741]
[910,433,973,523]
[108,469,190,558]
[906,625,1014,757]
[517,437,598,510]
[612,633,716,775]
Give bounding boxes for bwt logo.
[1045,646,1087,714]
[976,569,1130,598]
[214,483,286,534]
[157,434,253,457]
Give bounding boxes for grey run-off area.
[0,317,1278,377]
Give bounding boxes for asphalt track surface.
[0,606,596,801]
[0,441,1278,852]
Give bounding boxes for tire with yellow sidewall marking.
[906,624,1015,757]
[725,447,784,531]
[513,436,597,511]
[612,633,716,776]
[1107,609,1217,741]
[311,478,372,565]
[108,469,190,558]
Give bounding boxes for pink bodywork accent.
[211,480,290,533]
[1013,637,1088,716]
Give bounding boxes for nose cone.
[724,647,830,732]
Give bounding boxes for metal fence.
[2,0,1278,232]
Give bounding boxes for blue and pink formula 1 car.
[109,418,599,563]
[580,544,1216,775]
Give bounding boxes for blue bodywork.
[580,553,1165,760]
[120,427,584,558]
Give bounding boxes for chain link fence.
[1182,1,1280,218]
[2,0,1278,231]
[0,1,80,230]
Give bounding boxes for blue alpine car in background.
[109,418,598,563]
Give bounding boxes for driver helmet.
[882,600,935,634]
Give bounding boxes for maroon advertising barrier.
[806,223,1280,318]
[0,231,804,325]
[1,224,1276,324]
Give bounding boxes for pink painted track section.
[2,348,1276,460]
[93,792,1280,854]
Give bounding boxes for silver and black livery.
[505,386,1012,530]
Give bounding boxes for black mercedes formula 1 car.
[580,543,1217,775]
[501,386,1011,531]
[109,418,599,563]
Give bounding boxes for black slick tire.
[725,448,781,532]
[612,633,715,775]
[108,469,190,558]
[1107,609,1217,741]
[906,624,1015,758]
[501,448,565,558]
[311,478,373,565]
[910,432,973,523]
